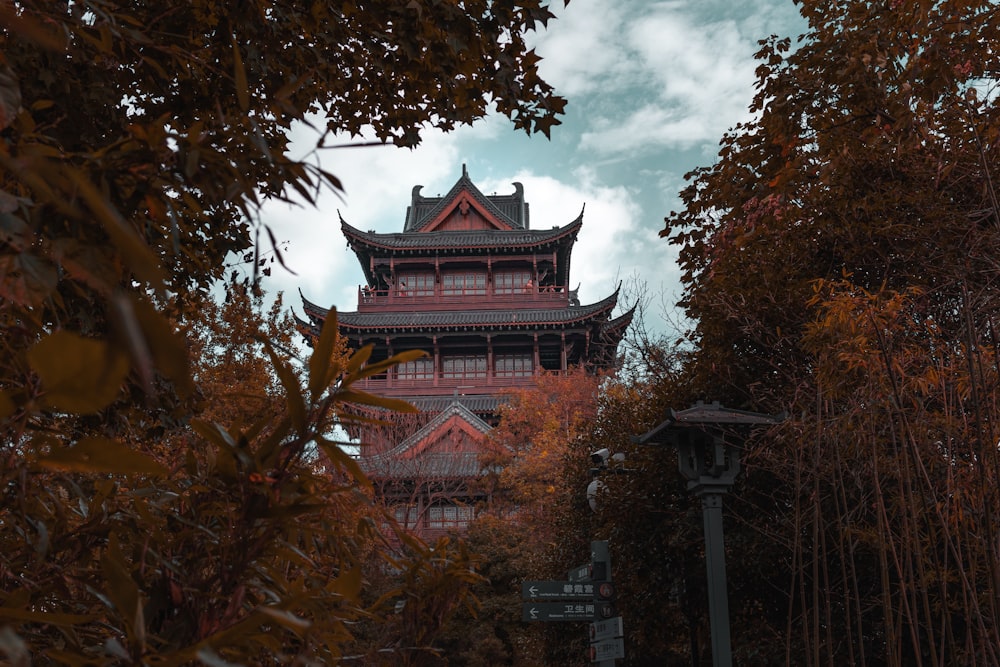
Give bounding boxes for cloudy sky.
[257,0,806,336]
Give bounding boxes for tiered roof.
[404,164,528,231]
[359,401,493,479]
[340,216,581,289]
[300,288,622,335]
[341,221,580,251]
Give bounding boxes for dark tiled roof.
[396,401,492,451]
[601,306,637,343]
[304,290,620,332]
[358,401,493,479]
[404,166,528,231]
[339,394,505,417]
[341,218,581,253]
[360,452,483,479]
[407,394,506,414]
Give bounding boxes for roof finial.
[462,163,468,178]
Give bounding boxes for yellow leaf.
[101,533,142,644]
[317,438,371,489]
[231,35,249,113]
[336,389,417,413]
[345,343,373,375]
[36,436,168,475]
[258,607,311,633]
[0,608,95,626]
[348,349,426,380]
[28,331,128,413]
[308,307,339,401]
[330,565,363,602]
[264,340,306,432]
[127,295,193,396]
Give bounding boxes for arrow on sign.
[521,580,594,600]
[522,602,596,622]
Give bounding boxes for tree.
[661,0,1000,664]
[1,285,490,663]
[0,0,568,434]
[0,2,569,662]
[667,0,998,405]
[428,369,601,666]
[179,282,314,429]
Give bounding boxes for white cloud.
[581,104,717,153]
[477,167,647,311]
[258,123,465,314]
[578,9,760,154]
[533,0,803,157]
[530,0,636,97]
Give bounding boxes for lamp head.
[591,448,610,464]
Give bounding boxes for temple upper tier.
[297,166,633,408]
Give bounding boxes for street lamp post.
[636,401,782,667]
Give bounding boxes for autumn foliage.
[432,369,602,666]
[0,1,566,664]
[652,0,1000,664]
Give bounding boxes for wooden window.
[494,270,532,295]
[442,272,486,296]
[396,357,434,380]
[495,353,533,377]
[396,273,434,297]
[442,355,487,379]
[427,504,473,529]
[394,505,420,529]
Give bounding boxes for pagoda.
[298,166,633,538]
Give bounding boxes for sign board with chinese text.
[522,580,594,600]
[522,601,596,622]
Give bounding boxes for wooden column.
[386,336,393,388]
[561,331,567,371]
[487,333,493,387]
[433,335,439,388]
[533,332,540,374]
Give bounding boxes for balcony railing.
[353,372,540,397]
[356,286,570,312]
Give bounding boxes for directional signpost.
[522,601,598,622]
[522,541,624,665]
[522,580,595,600]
